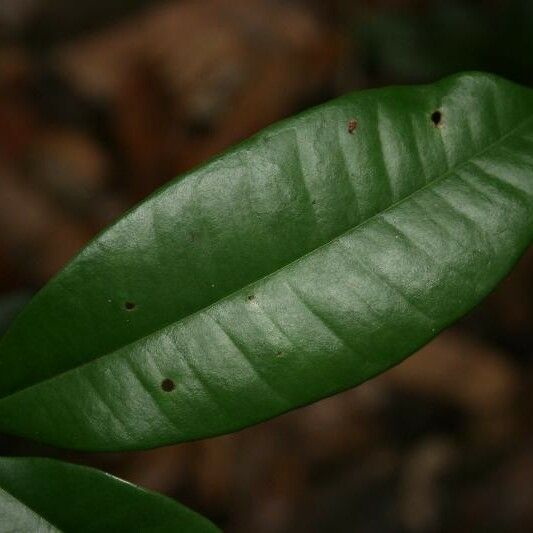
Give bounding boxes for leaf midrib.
[2,113,533,402]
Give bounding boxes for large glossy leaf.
[0,72,532,451]
[0,457,220,532]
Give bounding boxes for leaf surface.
[0,72,532,450]
[0,457,220,532]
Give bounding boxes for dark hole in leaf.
[248,294,255,302]
[348,119,358,134]
[124,301,136,311]
[161,378,175,392]
[431,111,442,126]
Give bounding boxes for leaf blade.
[0,72,532,450]
[0,457,220,533]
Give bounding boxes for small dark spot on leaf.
[124,301,136,311]
[311,200,317,205]
[431,111,443,126]
[247,294,255,302]
[348,119,358,134]
[276,350,284,357]
[161,378,175,392]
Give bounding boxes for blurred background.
[0,0,532,531]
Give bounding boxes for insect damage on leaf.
[431,110,443,126]
[161,379,176,392]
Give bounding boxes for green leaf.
[0,72,532,451]
[0,457,220,532]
